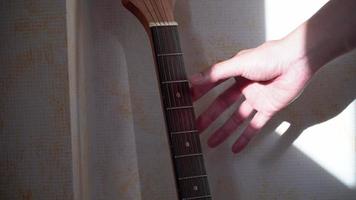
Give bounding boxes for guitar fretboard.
[151,25,212,200]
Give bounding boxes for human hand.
[190,40,315,153]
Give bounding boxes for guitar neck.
[150,24,212,200]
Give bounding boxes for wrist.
[280,23,324,75]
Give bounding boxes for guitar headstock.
[122,0,176,30]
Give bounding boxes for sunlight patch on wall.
[266,0,356,189]
[265,0,329,40]
[292,101,356,188]
[275,101,356,188]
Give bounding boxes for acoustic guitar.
[122,0,212,199]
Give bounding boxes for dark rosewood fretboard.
[150,25,212,200]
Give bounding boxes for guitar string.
[143,1,206,197]
[148,0,162,25]
[162,22,187,161]
[150,3,209,195]
[152,0,166,25]
[156,25,183,163]
[171,27,206,194]
[171,29,194,161]
[151,0,174,139]
[162,25,185,181]
[143,0,158,25]
[176,28,208,196]
[172,29,191,155]
[167,26,186,158]
[171,26,204,183]
[168,26,204,192]
[172,29,192,175]
[158,0,169,24]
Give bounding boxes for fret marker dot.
[193,185,198,191]
[185,141,190,147]
[176,92,181,98]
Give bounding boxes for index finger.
[190,55,243,101]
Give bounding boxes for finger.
[189,73,226,101]
[207,101,254,148]
[196,83,244,133]
[189,55,243,100]
[232,112,271,154]
[200,55,243,83]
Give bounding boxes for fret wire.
[183,195,212,200]
[178,174,208,181]
[175,153,202,159]
[171,130,198,135]
[161,80,189,84]
[157,52,184,57]
[166,105,193,110]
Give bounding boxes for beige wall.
[1,0,355,200]
[0,0,73,199]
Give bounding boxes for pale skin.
[190,0,356,153]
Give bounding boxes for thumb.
[192,55,243,85]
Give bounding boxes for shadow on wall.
[261,62,356,162]
[174,1,244,199]
[175,0,356,199]
[259,1,356,163]
[82,0,356,199]
[175,0,266,199]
